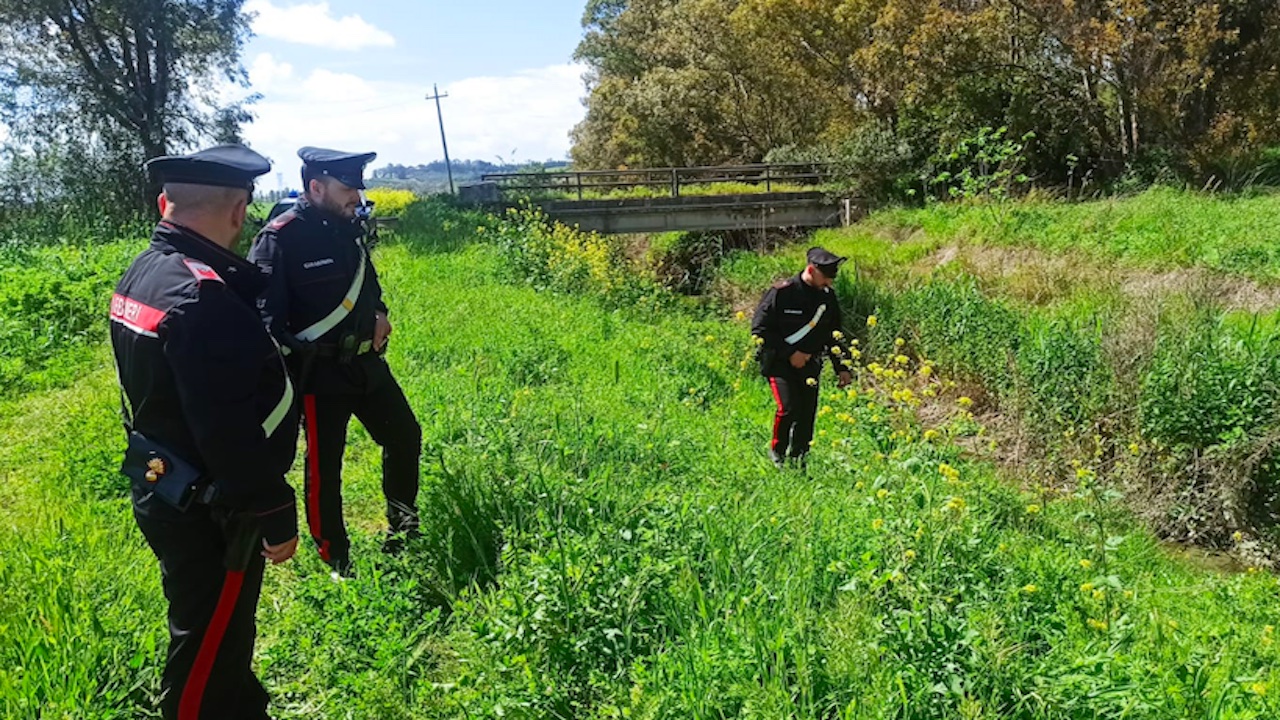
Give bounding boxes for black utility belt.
[121,432,217,512]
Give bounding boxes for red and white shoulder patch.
[183,259,224,283]
[267,212,296,231]
[110,293,167,337]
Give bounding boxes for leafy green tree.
[0,0,254,216]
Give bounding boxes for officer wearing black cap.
[248,146,421,578]
[110,144,300,719]
[751,246,854,469]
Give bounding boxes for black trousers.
[301,358,421,563]
[768,374,820,458]
[133,492,270,720]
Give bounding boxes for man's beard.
[322,195,356,219]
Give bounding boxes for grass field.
[2,195,1280,718]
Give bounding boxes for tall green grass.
[872,186,1280,280]
[2,197,1279,718]
[715,188,1280,547]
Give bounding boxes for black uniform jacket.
[110,221,300,544]
[247,196,386,349]
[751,273,851,378]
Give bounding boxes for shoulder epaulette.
[772,279,794,290]
[266,211,298,231]
[183,259,224,284]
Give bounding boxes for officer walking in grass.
[111,145,299,719]
[752,246,854,469]
[249,147,421,579]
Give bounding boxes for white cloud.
[248,53,294,90]
[244,0,395,51]
[242,63,588,192]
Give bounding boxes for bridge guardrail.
[480,163,833,200]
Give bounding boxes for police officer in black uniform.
[248,147,421,578]
[111,145,300,719]
[752,247,855,469]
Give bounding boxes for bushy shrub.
[364,187,416,217]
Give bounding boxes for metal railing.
[480,163,833,200]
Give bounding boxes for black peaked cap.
[806,246,847,274]
[145,144,271,191]
[298,146,378,190]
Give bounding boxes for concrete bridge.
[538,191,851,234]
[465,164,862,235]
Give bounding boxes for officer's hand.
[789,351,811,369]
[374,312,392,351]
[837,370,853,389]
[262,536,298,565]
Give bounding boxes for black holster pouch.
[337,332,358,364]
[121,432,216,512]
[216,509,262,572]
[283,332,317,390]
[756,345,777,375]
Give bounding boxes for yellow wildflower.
[753,335,765,345]
[1080,583,1094,593]
[957,396,974,409]
[920,365,933,378]
[1023,584,1038,594]
[866,315,878,327]
[872,518,884,530]
[1232,531,1244,543]
[1128,442,1140,455]
[735,311,746,320]
[944,496,967,512]
[876,488,890,500]
[1087,619,1108,632]
[1249,682,1267,696]
[923,429,939,441]
[832,345,843,356]
[1025,504,1041,515]
[805,377,817,387]
[1091,589,1106,601]
[904,549,917,561]
[894,354,909,365]
[832,330,845,341]
[895,337,905,347]
[1079,559,1093,570]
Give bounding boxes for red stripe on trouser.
[177,570,245,720]
[303,395,330,561]
[769,378,785,450]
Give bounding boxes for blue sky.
[239,0,590,190]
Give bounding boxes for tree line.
[0,0,251,225]
[571,0,1280,197]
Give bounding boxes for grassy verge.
[2,197,1279,718]
[871,186,1280,281]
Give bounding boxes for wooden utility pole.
[425,83,455,195]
